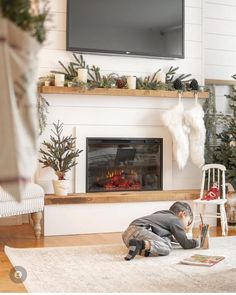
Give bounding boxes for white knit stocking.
[162,99,189,169]
[184,94,206,168]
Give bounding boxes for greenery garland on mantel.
[38,53,207,134]
[38,53,203,93]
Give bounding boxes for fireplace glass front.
[86,138,163,192]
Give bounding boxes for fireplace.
[86,138,163,192]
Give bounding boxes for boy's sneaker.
[124,239,145,261]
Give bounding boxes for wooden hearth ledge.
[45,190,200,205]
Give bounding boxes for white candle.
[155,72,166,83]
[127,76,136,89]
[54,74,65,87]
[78,68,88,83]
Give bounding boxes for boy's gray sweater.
[130,209,198,249]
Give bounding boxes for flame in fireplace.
[106,169,123,179]
[103,169,141,190]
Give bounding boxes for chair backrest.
[200,164,226,200]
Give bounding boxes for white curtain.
[0,16,40,202]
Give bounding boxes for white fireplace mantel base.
[43,201,185,236]
[36,92,202,195]
[37,92,204,235]
[43,197,216,236]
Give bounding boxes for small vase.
[78,68,88,83]
[52,180,69,196]
[44,81,50,86]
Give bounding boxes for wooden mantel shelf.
[40,86,209,99]
[45,189,200,205]
[205,79,236,86]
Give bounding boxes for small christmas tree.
[39,121,83,180]
[213,77,236,187]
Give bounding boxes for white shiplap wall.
[35,0,213,234]
[36,0,204,195]
[39,0,204,83]
[205,0,236,79]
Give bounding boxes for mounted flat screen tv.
[67,0,184,59]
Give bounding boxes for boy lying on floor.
[122,201,199,260]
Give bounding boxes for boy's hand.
[186,232,193,239]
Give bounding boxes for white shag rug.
[5,236,236,293]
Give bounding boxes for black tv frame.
[66,0,185,59]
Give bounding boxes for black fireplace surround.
[86,138,163,192]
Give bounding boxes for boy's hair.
[169,201,193,221]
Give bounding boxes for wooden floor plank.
[0,224,235,292]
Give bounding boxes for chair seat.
[0,183,44,218]
[193,198,227,205]
[0,183,44,202]
[0,183,44,239]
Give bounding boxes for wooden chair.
[193,164,228,236]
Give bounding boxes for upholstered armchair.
[0,183,44,239]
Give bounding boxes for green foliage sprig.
[0,0,50,43]
[51,54,90,81]
[137,69,163,90]
[51,53,120,88]
[136,66,192,91]
[165,66,192,83]
[39,121,83,180]
[37,93,49,135]
[88,70,118,88]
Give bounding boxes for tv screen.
[67,0,184,59]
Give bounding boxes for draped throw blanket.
[0,17,40,202]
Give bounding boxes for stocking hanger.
[178,90,183,103]
[194,91,199,104]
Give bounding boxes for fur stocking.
[184,99,206,168]
[162,101,189,169]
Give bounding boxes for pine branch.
[166,66,179,83]
[73,53,86,68]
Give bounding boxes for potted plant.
[39,121,83,195]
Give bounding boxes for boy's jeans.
[122,225,172,256]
